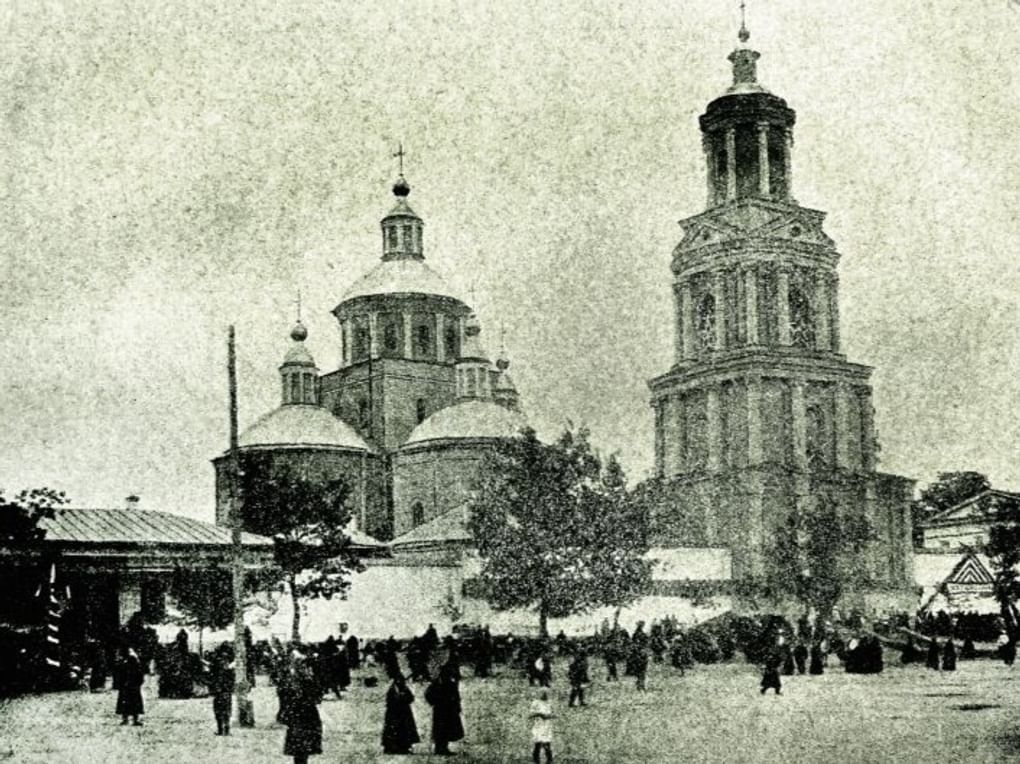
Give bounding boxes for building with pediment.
[647,25,916,604]
[920,488,1020,552]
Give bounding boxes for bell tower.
[648,18,914,595]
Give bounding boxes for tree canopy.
[467,427,652,636]
[913,471,991,546]
[238,453,363,640]
[0,488,68,543]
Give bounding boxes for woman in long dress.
[281,654,323,764]
[382,674,420,754]
[425,661,465,755]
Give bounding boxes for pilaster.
[369,312,380,359]
[680,281,695,360]
[712,271,726,351]
[707,385,722,473]
[725,128,737,201]
[776,268,792,346]
[744,267,759,345]
[814,272,831,352]
[402,311,414,359]
[435,313,446,363]
[834,383,852,470]
[757,122,771,198]
[746,374,763,466]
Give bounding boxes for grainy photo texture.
[1,1,1019,762]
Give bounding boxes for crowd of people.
[25,605,1020,760]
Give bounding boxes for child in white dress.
[529,690,554,764]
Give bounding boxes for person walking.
[808,642,824,675]
[529,690,554,764]
[425,661,465,755]
[760,642,783,696]
[631,645,649,692]
[208,644,236,736]
[941,638,958,672]
[381,674,420,755]
[281,653,323,764]
[793,642,808,675]
[115,647,145,726]
[567,649,590,707]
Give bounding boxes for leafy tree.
[238,453,363,641]
[0,488,68,543]
[168,565,279,651]
[913,471,991,546]
[982,495,1020,640]
[467,427,652,637]
[765,490,874,618]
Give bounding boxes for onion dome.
[238,405,373,452]
[402,398,527,448]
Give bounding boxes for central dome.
[339,258,468,306]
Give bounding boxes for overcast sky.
[2,1,1018,521]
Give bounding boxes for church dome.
[238,404,373,452]
[283,341,315,366]
[339,258,468,305]
[403,399,527,448]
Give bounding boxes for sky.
[1,1,1018,522]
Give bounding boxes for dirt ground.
[3,657,1020,763]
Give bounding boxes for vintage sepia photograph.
[1,1,1018,761]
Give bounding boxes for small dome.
[239,405,372,452]
[290,320,308,342]
[392,176,410,198]
[403,399,527,447]
[283,341,315,366]
[339,258,468,305]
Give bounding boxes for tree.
[0,488,68,543]
[238,453,364,641]
[467,427,652,637]
[168,565,279,652]
[913,471,991,546]
[981,495,1020,640]
[765,490,874,619]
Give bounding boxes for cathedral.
[209,22,917,638]
[647,23,915,602]
[213,173,527,552]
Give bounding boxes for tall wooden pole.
[228,326,255,726]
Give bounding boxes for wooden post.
[228,326,255,727]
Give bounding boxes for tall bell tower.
[648,19,915,596]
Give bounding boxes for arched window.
[304,374,316,403]
[411,502,425,527]
[444,324,458,360]
[696,294,716,351]
[789,288,815,349]
[416,324,431,356]
[383,322,399,353]
[290,374,300,404]
[353,324,370,360]
[387,226,398,249]
[358,398,370,428]
[415,398,427,424]
[402,224,412,249]
[806,403,830,471]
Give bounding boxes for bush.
[686,626,722,664]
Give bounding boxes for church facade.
[213,174,526,549]
[648,29,915,602]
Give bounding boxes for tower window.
[387,226,398,249]
[445,324,458,359]
[304,374,316,403]
[383,322,399,353]
[353,324,370,360]
[411,501,425,527]
[789,288,815,349]
[402,224,412,249]
[696,294,716,352]
[415,398,427,424]
[290,374,301,404]
[416,324,432,356]
[806,402,833,472]
[358,398,370,428]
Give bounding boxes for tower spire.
[738,0,749,43]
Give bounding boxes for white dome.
[403,399,527,447]
[282,342,315,366]
[239,404,372,452]
[340,258,467,304]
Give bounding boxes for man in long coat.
[115,648,145,725]
[425,661,465,755]
[382,674,420,754]
[941,638,958,672]
[926,638,941,670]
[208,645,235,736]
[345,634,361,670]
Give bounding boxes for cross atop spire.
[393,142,406,178]
[738,0,749,43]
